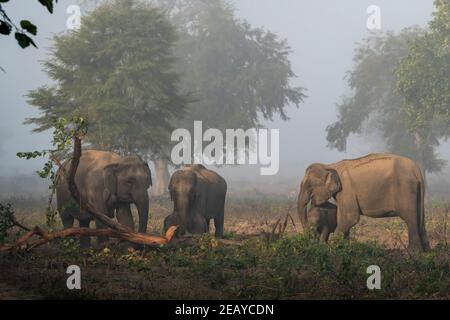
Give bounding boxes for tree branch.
[0,226,178,253]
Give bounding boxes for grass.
[0,195,449,299]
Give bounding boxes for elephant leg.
[116,204,135,231]
[406,221,422,250]
[397,192,427,251]
[189,214,208,234]
[334,207,359,239]
[79,219,91,248]
[61,213,74,229]
[205,218,210,233]
[320,226,329,243]
[399,209,423,250]
[95,218,110,246]
[214,216,224,238]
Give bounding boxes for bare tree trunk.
[152,159,170,197]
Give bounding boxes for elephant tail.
[417,177,430,251]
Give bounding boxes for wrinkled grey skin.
[297,153,430,251]
[308,202,337,242]
[56,150,152,248]
[164,164,227,237]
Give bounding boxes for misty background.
[1,0,449,197]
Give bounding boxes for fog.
[0,0,447,185]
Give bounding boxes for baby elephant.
[308,202,337,242]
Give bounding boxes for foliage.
[141,0,305,163]
[17,116,87,230]
[82,0,305,132]
[0,202,15,244]
[327,25,449,175]
[171,0,306,127]
[0,0,58,49]
[396,0,450,134]
[26,0,188,159]
[393,0,450,176]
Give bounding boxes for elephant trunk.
[175,195,189,235]
[134,191,149,233]
[297,186,311,230]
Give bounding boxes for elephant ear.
[325,169,341,196]
[103,163,119,208]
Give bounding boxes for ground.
[0,192,449,300]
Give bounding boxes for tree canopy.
[326,28,446,172]
[327,0,450,177]
[395,0,450,174]
[162,0,306,132]
[26,0,188,158]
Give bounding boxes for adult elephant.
[297,153,430,251]
[164,164,226,237]
[56,150,152,247]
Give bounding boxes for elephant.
[164,164,227,237]
[297,153,430,251]
[56,150,152,248]
[307,202,337,242]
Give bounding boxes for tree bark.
[152,159,170,197]
[0,226,178,253]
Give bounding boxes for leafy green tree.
[26,1,188,161]
[149,0,306,194]
[326,27,449,183]
[0,0,58,50]
[396,0,450,178]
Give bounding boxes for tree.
[326,27,449,183]
[150,0,306,195]
[0,0,58,50]
[26,1,188,161]
[396,0,450,178]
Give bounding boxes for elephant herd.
[56,150,430,251]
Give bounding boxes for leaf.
[0,20,12,35]
[20,20,37,35]
[14,32,37,49]
[38,0,56,14]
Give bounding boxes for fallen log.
[0,226,178,253]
